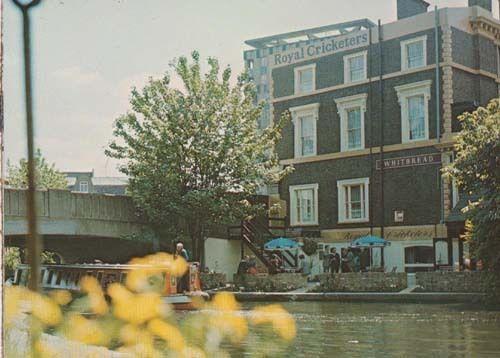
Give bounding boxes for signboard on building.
[269,30,369,68]
[376,153,441,170]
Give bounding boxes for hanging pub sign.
[376,153,441,170]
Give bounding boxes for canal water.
[219,302,500,357]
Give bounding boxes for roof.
[91,177,128,186]
[245,18,376,49]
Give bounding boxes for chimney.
[468,0,492,12]
[397,0,430,20]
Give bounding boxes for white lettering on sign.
[376,154,441,170]
[269,31,369,68]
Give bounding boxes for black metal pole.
[13,0,42,291]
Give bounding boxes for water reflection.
[227,302,500,357]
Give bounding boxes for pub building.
[243,0,500,273]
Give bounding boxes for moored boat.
[13,262,208,310]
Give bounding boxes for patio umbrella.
[350,235,391,248]
[264,237,301,250]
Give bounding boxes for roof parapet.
[245,18,375,49]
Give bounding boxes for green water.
[224,302,500,357]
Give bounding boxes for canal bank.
[229,291,485,304]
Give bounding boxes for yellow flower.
[29,291,63,327]
[49,289,73,306]
[210,312,248,343]
[147,318,186,351]
[61,313,109,346]
[210,292,239,312]
[250,304,296,341]
[109,283,167,324]
[5,286,28,326]
[79,276,108,315]
[117,343,162,358]
[35,339,60,358]
[120,323,154,347]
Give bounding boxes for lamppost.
[12,0,43,291]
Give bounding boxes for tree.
[445,99,500,299]
[7,149,68,190]
[106,52,291,262]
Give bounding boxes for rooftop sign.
[270,30,369,68]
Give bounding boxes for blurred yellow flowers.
[48,289,73,306]
[108,283,169,325]
[79,276,109,315]
[5,253,296,357]
[250,304,297,341]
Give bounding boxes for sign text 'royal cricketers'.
[376,153,441,170]
[269,31,369,67]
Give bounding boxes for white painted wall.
[204,238,241,281]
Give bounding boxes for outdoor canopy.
[350,235,391,248]
[264,237,301,250]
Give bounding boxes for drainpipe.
[378,20,385,239]
[368,26,374,236]
[435,6,445,224]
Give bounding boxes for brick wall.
[316,272,407,292]
[415,271,486,292]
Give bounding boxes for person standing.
[346,248,355,272]
[323,250,332,273]
[175,242,190,293]
[330,247,341,273]
[237,255,250,275]
[299,254,311,276]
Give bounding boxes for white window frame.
[294,63,316,95]
[289,183,319,226]
[395,80,432,143]
[337,177,370,224]
[334,93,367,152]
[79,181,89,193]
[343,51,367,83]
[400,35,427,71]
[452,177,460,208]
[290,103,320,158]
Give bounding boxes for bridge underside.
[5,235,165,264]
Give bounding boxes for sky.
[4,0,498,176]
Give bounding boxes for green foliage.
[4,247,57,278]
[445,98,500,301]
[7,149,67,190]
[301,238,318,256]
[106,52,291,260]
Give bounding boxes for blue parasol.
[350,235,390,248]
[264,237,301,250]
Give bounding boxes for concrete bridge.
[4,189,161,263]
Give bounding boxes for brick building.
[244,0,499,273]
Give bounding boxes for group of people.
[237,255,258,275]
[322,247,369,273]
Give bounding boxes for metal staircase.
[240,219,279,274]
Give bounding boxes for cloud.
[52,66,103,86]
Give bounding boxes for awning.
[264,237,301,250]
[350,235,390,248]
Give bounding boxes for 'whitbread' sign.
[270,30,369,68]
[376,153,441,170]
